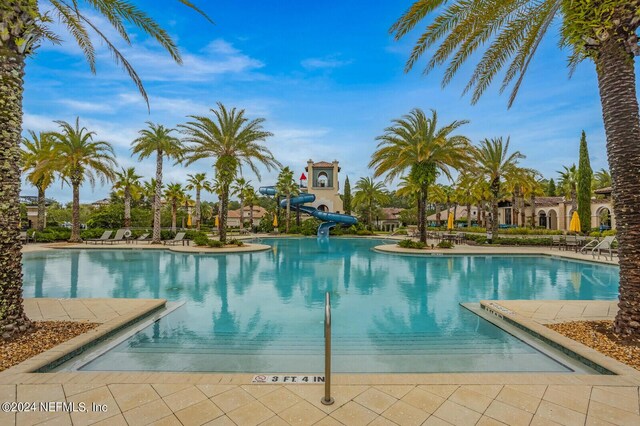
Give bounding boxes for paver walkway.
[1,298,639,425]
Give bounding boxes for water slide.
[259,186,357,237]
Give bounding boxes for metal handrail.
[321,291,334,405]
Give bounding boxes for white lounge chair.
[592,236,617,260]
[580,238,599,254]
[163,232,187,246]
[104,229,130,244]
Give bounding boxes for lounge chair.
[592,236,617,260]
[550,235,563,250]
[565,235,579,252]
[85,230,113,244]
[580,238,599,254]
[133,233,150,244]
[104,229,129,245]
[163,232,187,246]
[19,231,35,244]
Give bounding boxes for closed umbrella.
[447,212,454,230]
[214,215,219,227]
[187,214,192,227]
[273,214,278,227]
[569,211,581,233]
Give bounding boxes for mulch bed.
[0,321,99,372]
[547,320,640,371]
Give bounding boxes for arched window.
[317,172,329,187]
[318,204,328,212]
[538,211,547,228]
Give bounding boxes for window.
[317,172,329,187]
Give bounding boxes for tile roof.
[227,206,267,219]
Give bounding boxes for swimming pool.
[22,238,619,373]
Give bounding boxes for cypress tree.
[577,131,593,233]
[343,176,352,215]
[547,178,557,196]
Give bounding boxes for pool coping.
[22,242,272,255]
[373,244,619,266]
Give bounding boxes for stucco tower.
[304,159,344,213]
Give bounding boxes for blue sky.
[23,0,616,203]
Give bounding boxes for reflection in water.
[22,241,619,373]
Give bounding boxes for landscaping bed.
[547,320,640,371]
[0,321,99,372]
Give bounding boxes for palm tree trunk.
[531,195,537,227]
[124,187,131,228]
[70,179,82,242]
[594,38,640,336]
[171,202,177,233]
[152,150,163,243]
[37,185,46,231]
[195,189,201,230]
[0,46,32,339]
[219,186,229,243]
[419,185,428,243]
[286,195,291,233]
[490,178,500,235]
[249,202,254,231]
[239,198,244,231]
[467,202,471,228]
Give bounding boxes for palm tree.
[49,118,117,242]
[455,172,482,228]
[473,137,529,235]
[390,0,640,336]
[429,184,448,226]
[164,183,185,233]
[131,123,183,243]
[21,131,56,231]
[142,178,162,207]
[231,177,251,231]
[0,1,210,340]
[522,174,546,227]
[593,168,612,190]
[113,167,142,229]
[275,167,300,233]
[353,177,389,230]
[243,185,258,231]
[186,173,212,230]
[179,103,280,242]
[558,165,579,211]
[370,109,470,243]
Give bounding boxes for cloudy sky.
[22,0,615,203]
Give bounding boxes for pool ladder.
[321,291,334,405]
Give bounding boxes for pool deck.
[2,297,639,425]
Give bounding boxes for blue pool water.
[22,238,619,373]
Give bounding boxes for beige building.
[227,206,267,228]
[378,208,403,232]
[303,160,344,213]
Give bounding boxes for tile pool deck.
[7,242,639,425]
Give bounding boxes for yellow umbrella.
[187,214,192,227]
[214,215,219,227]
[569,211,580,233]
[273,214,278,227]
[447,212,454,230]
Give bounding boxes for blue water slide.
[258,186,357,237]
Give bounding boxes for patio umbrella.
[447,212,454,230]
[187,214,192,227]
[569,211,581,233]
[273,214,278,227]
[214,215,219,227]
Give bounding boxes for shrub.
[300,218,322,236]
[398,239,426,249]
[494,237,552,246]
[602,229,617,236]
[356,229,374,236]
[394,229,408,235]
[160,230,175,240]
[207,240,224,248]
[193,234,210,247]
[437,241,454,249]
[80,228,108,239]
[227,238,244,247]
[35,227,72,242]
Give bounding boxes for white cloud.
[58,99,115,114]
[301,56,352,70]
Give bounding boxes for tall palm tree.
[21,131,56,231]
[390,0,640,336]
[113,167,142,229]
[179,103,280,242]
[370,109,470,243]
[231,177,251,231]
[0,1,209,340]
[49,118,117,242]
[558,164,579,211]
[164,183,185,233]
[473,137,529,235]
[353,177,389,230]
[131,123,183,243]
[185,173,212,230]
[455,172,482,228]
[275,167,300,233]
[142,178,162,208]
[429,184,448,226]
